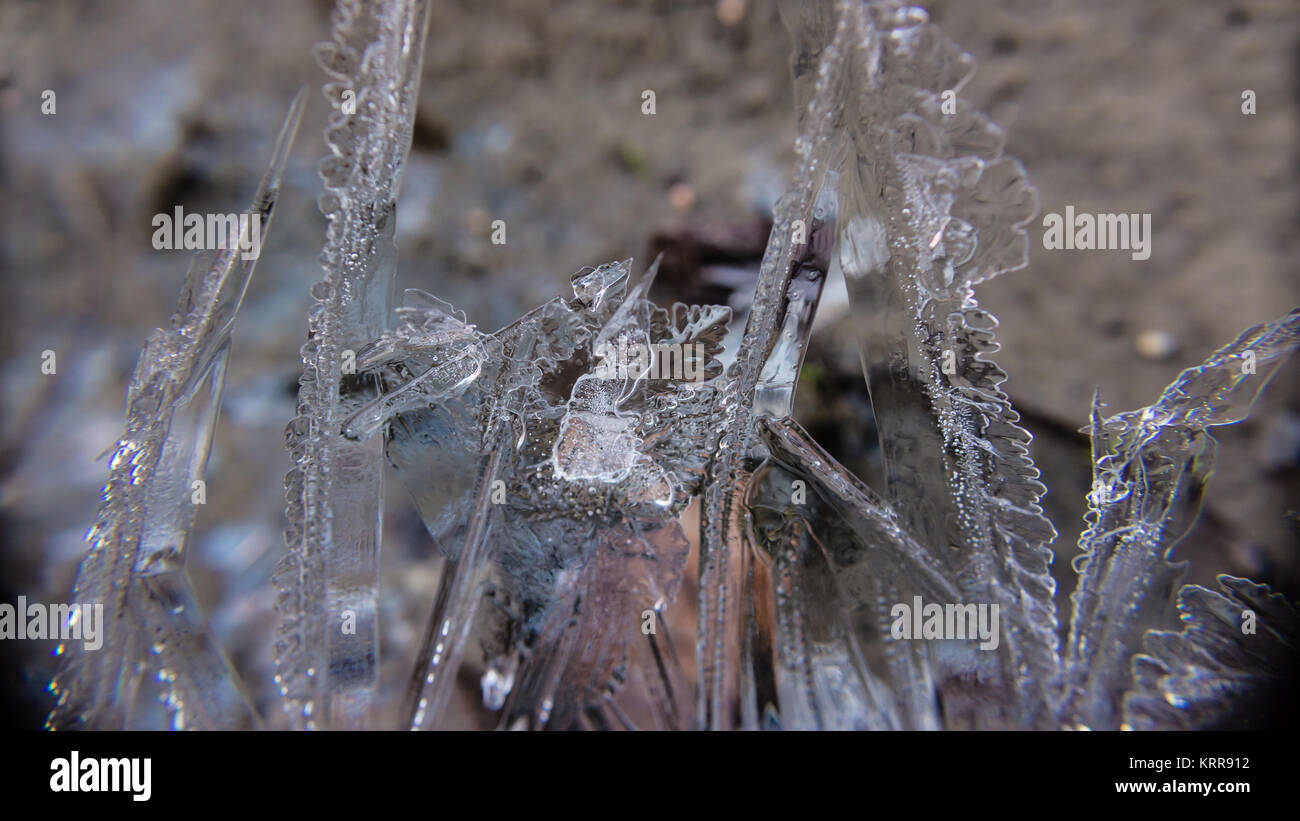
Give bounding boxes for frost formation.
[51,0,1299,730]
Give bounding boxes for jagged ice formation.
[50,0,1300,731]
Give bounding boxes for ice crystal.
[344,258,730,729]
[52,0,1299,731]
[275,0,432,730]
[1064,311,1300,729]
[1125,575,1298,730]
[47,90,307,730]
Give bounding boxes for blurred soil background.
[0,0,1296,728]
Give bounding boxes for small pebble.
[717,0,747,27]
[1135,329,1177,360]
[668,181,696,213]
[465,207,491,237]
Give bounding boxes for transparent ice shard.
[690,0,861,731]
[552,265,663,485]
[345,258,730,729]
[1063,309,1300,729]
[691,0,1056,730]
[1123,575,1298,730]
[492,519,694,731]
[712,149,959,730]
[48,90,306,730]
[746,416,958,730]
[275,0,432,730]
[790,0,1058,729]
